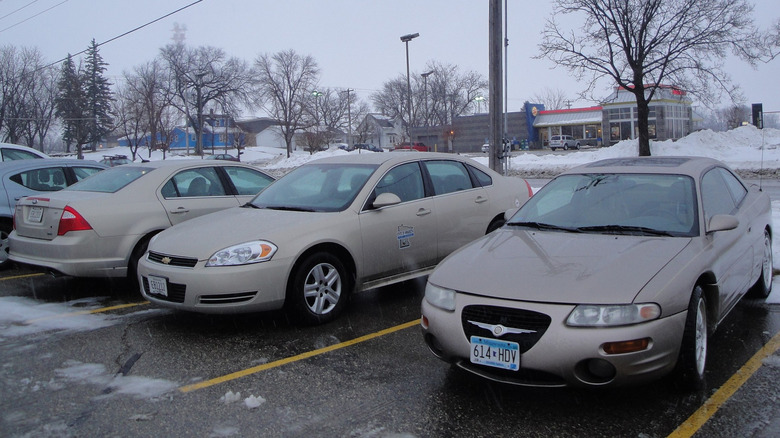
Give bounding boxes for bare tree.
[112,79,146,160]
[253,49,319,157]
[538,0,776,156]
[123,60,174,159]
[160,44,254,156]
[371,62,487,137]
[532,87,571,111]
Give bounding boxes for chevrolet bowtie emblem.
[468,320,536,337]
[161,257,172,265]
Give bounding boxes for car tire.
[286,252,351,325]
[0,227,10,270]
[575,143,581,150]
[675,285,707,390]
[563,144,569,151]
[128,235,154,288]
[550,147,556,151]
[747,229,773,299]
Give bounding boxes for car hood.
[429,229,691,304]
[148,206,334,258]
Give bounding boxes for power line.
[0,0,42,22]
[0,0,68,33]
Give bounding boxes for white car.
[138,153,533,324]
[549,135,580,151]
[10,160,274,280]
[0,142,49,161]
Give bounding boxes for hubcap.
[0,231,9,266]
[763,233,773,290]
[303,262,341,315]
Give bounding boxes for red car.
[394,142,428,152]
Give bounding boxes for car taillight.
[58,206,92,235]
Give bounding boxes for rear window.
[67,166,151,193]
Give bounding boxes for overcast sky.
[2,0,778,115]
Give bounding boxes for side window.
[165,167,226,198]
[72,166,103,181]
[373,162,424,203]
[224,167,274,196]
[701,168,736,223]
[717,167,747,206]
[468,164,493,187]
[2,148,43,161]
[10,167,66,191]
[424,160,473,195]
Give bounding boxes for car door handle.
[416,208,431,216]
[475,196,488,204]
[170,207,190,214]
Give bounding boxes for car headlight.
[206,241,277,267]
[566,303,661,327]
[425,282,456,311]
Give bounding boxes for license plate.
[470,336,520,371]
[147,275,168,297]
[27,206,43,223]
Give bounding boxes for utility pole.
[489,0,503,174]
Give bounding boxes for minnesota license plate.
[147,275,168,297]
[27,206,43,223]
[470,336,520,371]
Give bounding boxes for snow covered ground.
[2,125,779,412]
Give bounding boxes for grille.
[199,292,257,305]
[461,305,551,354]
[142,277,186,303]
[147,251,198,268]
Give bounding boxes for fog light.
[602,338,651,355]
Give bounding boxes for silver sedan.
[137,152,533,324]
[421,156,772,388]
[10,160,274,280]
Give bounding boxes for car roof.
[119,159,251,169]
[563,156,725,177]
[0,158,106,174]
[306,151,468,166]
[0,142,49,158]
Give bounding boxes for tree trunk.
[635,91,651,156]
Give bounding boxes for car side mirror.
[373,192,402,209]
[707,214,739,233]
[504,208,519,221]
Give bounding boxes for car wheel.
[563,144,569,151]
[675,285,707,389]
[128,235,153,287]
[575,143,581,150]
[550,147,556,151]
[747,229,773,299]
[0,227,10,270]
[286,252,350,325]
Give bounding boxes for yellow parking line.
[668,330,780,438]
[179,319,420,393]
[24,301,150,323]
[0,272,45,281]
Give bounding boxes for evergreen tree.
[83,39,113,151]
[55,54,88,156]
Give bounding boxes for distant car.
[481,144,490,153]
[0,143,48,161]
[549,135,580,151]
[0,159,107,268]
[353,143,383,152]
[9,160,274,281]
[421,156,772,389]
[99,154,132,167]
[205,153,240,162]
[395,142,428,152]
[138,152,533,324]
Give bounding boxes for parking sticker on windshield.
[397,225,414,249]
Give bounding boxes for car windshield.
[249,163,378,212]
[66,166,152,193]
[508,173,699,237]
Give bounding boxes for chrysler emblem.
[468,320,536,338]
[161,256,172,265]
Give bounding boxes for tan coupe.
[421,156,772,389]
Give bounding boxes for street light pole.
[421,70,434,148]
[400,33,419,143]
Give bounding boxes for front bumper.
[421,292,686,387]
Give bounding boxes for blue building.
[118,113,245,151]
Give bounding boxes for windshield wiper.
[242,203,261,209]
[576,225,674,236]
[507,221,582,233]
[264,205,317,212]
